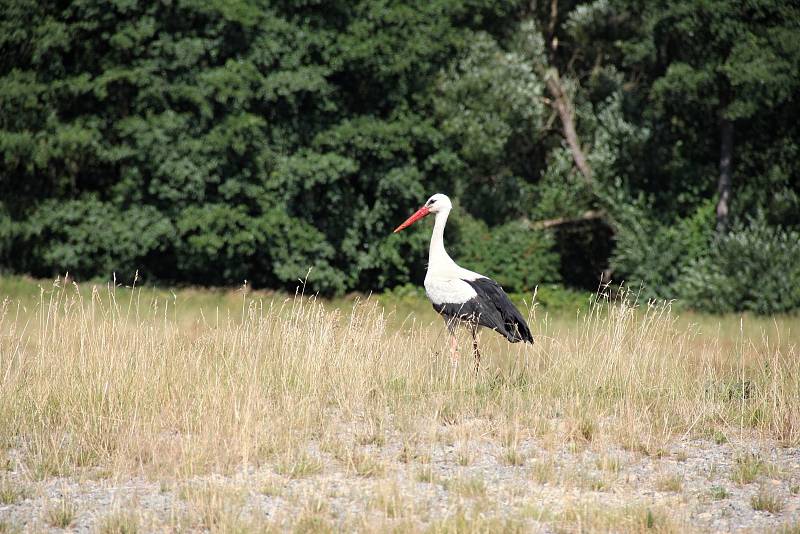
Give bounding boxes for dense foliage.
[1,0,798,312]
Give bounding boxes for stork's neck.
[429,208,457,271]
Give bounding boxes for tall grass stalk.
[0,279,797,478]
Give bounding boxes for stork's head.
[393,193,451,233]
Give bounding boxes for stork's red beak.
[393,206,430,233]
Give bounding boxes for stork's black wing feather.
[465,278,533,343]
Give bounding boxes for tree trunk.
[545,72,593,184]
[716,118,734,234]
[522,210,605,230]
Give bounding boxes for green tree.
[0,0,525,293]
[1,0,799,311]
[622,0,800,232]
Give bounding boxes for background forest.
[1,0,799,313]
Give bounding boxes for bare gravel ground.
[2,420,798,533]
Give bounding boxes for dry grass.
[531,456,558,485]
[0,478,29,505]
[501,447,526,466]
[655,473,683,493]
[258,476,283,497]
[44,497,76,528]
[1,277,799,530]
[0,451,11,472]
[292,496,333,533]
[426,509,527,534]
[274,451,324,479]
[177,482,248,531]
[751,486,785,513]
[595,454,623,473]
[709,485,729,500]
[371,483,409,518]
[731,452,780,485]
[416,465,437,484]
[95,509,140,534]
[554,502,679,533]
[455,449,473,467]
[350,449,386,478]
[3,279,798,475]
[445,476,487,498]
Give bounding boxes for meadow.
[0,275,798,532]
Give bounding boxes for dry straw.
[0,278,797,480]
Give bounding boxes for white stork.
[393,193,533,373]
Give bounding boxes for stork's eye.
[427,199,437,206]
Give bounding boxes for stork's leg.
[449,333,460,379]
[471,326,481,375]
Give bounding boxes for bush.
[610,201,714,301]
[678,218,800,314]
[526,284,593,312]
[174,204,346,294]
[0,0,522,295]
[19,197,173,281]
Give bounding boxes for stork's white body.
[423,218,481,306]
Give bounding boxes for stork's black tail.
[466,278,534,343]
